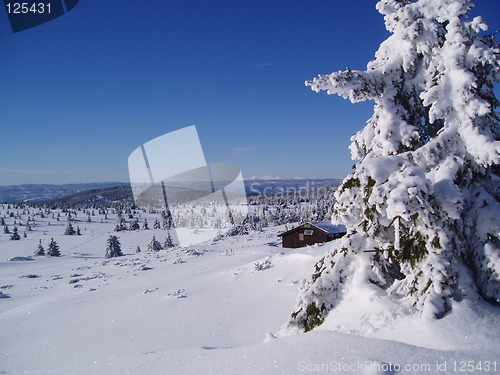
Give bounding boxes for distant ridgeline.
[0,183,129,204]
[0,178,341,209]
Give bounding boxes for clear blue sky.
[1,0,499,185]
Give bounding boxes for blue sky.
[1,0,499,185]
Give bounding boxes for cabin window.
[299,233,304,241]
[304,229,314,236]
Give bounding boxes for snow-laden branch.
[306,70,384,103]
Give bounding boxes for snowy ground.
[0,210,498,374]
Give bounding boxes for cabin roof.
[278,221,347,237]
[309,221,347,234]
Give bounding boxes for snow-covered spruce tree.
[289,0,499,332]
[105,235,123,258]
[10,227,20,240]
[147,235,162,251]
[47,238,61,257]
[129,219,140,231]
[64,222,76,235]
[34,239,45,256]
[164,231,174,249]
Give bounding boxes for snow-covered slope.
[0,214,498,374]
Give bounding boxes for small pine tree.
[114,218,126,232]
[147,235,162,251]
[47,238,61,257]
[164,231,174,249]
[105,235,123,258]
[129,220,140,231]
[10,227,21,240]
[35,239,45,256]
[64,223,76,235]
[154,219,161,230]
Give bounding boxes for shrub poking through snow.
[289,0,500,332]
[255,259,273,271]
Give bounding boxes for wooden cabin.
[278,221,346,248]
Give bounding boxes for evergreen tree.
[164,231,174,249]
[147,235,162,251]
[64,222,76,235]
[35,239,45,256]
[163,216,173,230]
[289,0,500,332]
[114,218,127,232]
[129,219,140,231]
[47,238,61,257]
[10,227,21,240]
[154,219,161,230]
[105,235,123,258]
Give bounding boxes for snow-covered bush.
[289,0,499,332]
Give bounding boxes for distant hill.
[0,178,342,204]
[0,182,128,203]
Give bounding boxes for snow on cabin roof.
[278,221,346,236]
[309,221,346,234]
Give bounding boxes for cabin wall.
[281,228,329,248]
